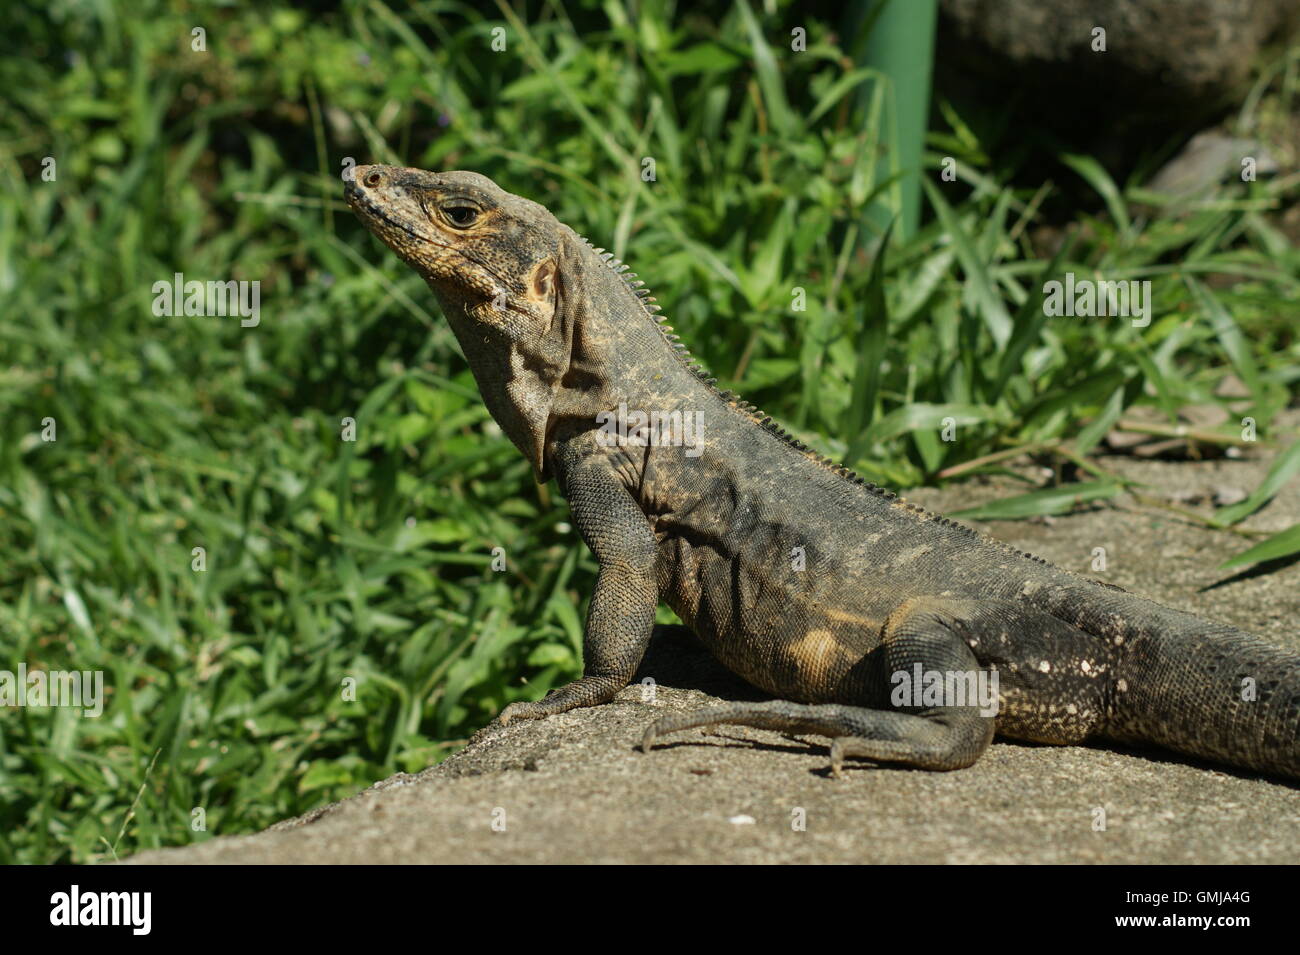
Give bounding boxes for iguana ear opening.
[531,258,556,303]
[527,257,562,335]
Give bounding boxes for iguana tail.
[1106,628,1300,781]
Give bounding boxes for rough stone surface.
[127,439,1300,865]
[937,0,1300,148]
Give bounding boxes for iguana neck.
[438,226,708,481]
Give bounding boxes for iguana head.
[346,165,562,324]
[346,165,585,478]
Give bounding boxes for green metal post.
[850,0,938,240]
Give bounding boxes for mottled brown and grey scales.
[346,165,1300,781]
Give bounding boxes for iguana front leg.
[499,454,658,724]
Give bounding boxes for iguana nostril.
[364,170,382,187]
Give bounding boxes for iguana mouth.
[345,180,445,248]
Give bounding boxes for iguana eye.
[442,203,480,228]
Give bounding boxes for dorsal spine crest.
[578,232,1050,564]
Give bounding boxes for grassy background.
[1,0,1298,863]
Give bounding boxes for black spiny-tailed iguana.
[346,164,1300,781]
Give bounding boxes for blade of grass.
[922,177,1012,348]
[1212,438,1300,527]
[949,481,1120,520]
[1220,524,1300,570]
[843,219,895,461]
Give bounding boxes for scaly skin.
[346,165,1300,780]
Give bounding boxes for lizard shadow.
[1077,738,1300,788]
[633,625,852,769]
[965,735,1300,788]
[632,624,770,702]
[645,734,815,759]
[639,733,947,778]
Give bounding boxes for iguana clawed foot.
[497,700,552,725]
[498,675,627,725]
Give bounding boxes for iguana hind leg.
[642,597,1035,774]
[641,699,993,774]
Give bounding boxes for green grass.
[1,0,1297,863]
